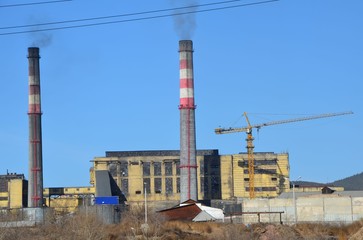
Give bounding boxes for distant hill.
[329,172,363,191]
[292,172,363,191]
[294,181,325,187]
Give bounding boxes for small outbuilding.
[158,199,224,222]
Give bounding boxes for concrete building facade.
[0,173,28,209]
[91,150,290,205]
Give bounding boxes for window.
[143,162,151,176]
[165,178,173,194]
[176,161,180,176]
[200,177,205,193]
[176,177,180,193]
[154,178,162,193]
[108,163,117,177]
[154,162,161,176]
[211,176,220,199]
[143,178,151,194]
[200,160,204,175]
[120,161,128,177]
[165,162,173,176]
[121,179,128,194]
[0,180,7,192]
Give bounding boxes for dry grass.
[294,220,363,240]
[0,208,363,240]
[0,211,106,240]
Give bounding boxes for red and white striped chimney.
[179,40,197,202]
[27,47,44,208]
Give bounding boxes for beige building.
[0,173,27,209]
[91,150,290,203]
[0,150,290,211]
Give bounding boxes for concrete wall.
[220,153,290,199]
[0,208,52,227]
[239,196,363,224]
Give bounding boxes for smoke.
[170,0,198,40]
[30,31,53,48]
[28,15,53,48]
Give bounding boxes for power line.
[0,0,279,36]
[0,0,72,8]
[0,0,241,30]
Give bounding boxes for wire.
[0,0,279,36]
[0,0,72,8]
[0,0,242,30]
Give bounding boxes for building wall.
[92,153,220,202]
[45,198,84,213]
[220,152,290,199]
[9,179,24,208]
[240,195,363,224]
[91,150,289,203]
[293,186,344,192]
[0,174,27,209]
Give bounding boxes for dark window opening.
[154,178,162,194]
[176,177,180,193]
[143,162,151,176]
[154,162,161,176]
[143,178,151,194]
[176,161,180,176]
[165,162,173,176]
[121,179,128,194]
[165,178,173,194]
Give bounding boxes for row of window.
[143,162,180,177]
[243,169,277,175]
[120,177,181,195]
[245,187,277,192]
[108,161,181,178]
[108,159,222,178]
[244,177,278,181]
[119,176,222,199]
[239,159,278,167]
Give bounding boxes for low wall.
[239,196,363,224]
[0,208,52,227]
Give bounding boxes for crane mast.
[244,112,255,198]
[215,111,353,199]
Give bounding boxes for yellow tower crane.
[215,111,353,199]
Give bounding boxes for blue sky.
[0,0,361,187]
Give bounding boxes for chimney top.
[27,47,40,58]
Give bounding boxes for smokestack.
[179,40,197,202]
[27,47,44,208]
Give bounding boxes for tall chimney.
[179,40,197,202]
[27,47,43,208]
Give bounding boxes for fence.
[239,196,363,224]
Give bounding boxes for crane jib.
[214,111,353,134]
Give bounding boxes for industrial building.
[91,150,290,208]
[0,150,289,212]
[0,173,28,209]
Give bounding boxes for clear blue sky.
[0,0,362,187]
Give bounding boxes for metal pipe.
[27,47,44,208]
[179,40,197,202]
